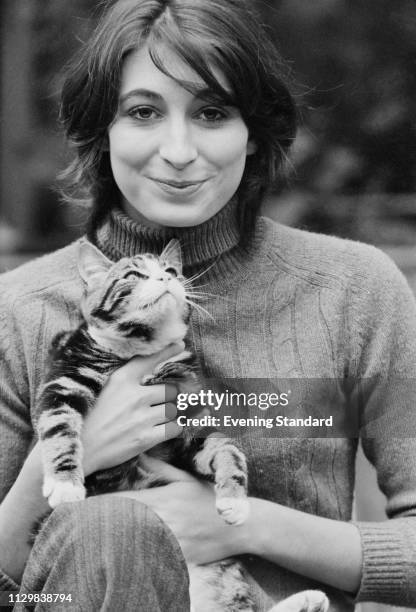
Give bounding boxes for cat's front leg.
[141,349,194,383]
[193,435,250,525]
[37,404,86,508]
[268,590,329,612]
[141,351,197,391]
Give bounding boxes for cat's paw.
[43,479,86,509]
[141,373,154,384]
[301,591,329,612]
[268,590,329,612]
[145,350,193,383]
[216,497,250,525]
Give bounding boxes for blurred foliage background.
[258,0,416,250]
[0,0,415,257]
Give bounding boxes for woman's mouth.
[149,177,209,195]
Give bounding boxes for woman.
[1,0,416,610]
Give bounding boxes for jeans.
[16,495,190,612]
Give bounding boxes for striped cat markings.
[36,239,328,612]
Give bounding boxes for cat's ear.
[160,239,182,274]
[77,241,113,287]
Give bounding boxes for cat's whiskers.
[185,298,216,322]
[183,280,231,306]
[182,283,209,292]
[182,278,209,287]
[182,259,218,284]
[185,291,214,299]
[185,290,232,306]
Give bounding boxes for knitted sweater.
[1,201,416,610]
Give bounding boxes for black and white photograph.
[0,1,416,611]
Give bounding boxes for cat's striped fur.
[36,239,329,612]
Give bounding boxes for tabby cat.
[36,239,329,612]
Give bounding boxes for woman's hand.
[82,342,184,476]
[112,471,251,565]
[113,475,362,594]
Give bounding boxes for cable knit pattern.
[1,202,416,609]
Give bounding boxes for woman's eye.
[198,107,228,122]
[128,106,160,121]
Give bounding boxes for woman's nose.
[158,120,197,169]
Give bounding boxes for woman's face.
[108,45,256,228]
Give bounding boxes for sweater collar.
[94,198,241,269]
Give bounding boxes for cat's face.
[78,240,189,355]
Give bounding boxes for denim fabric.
[16,496,190,612]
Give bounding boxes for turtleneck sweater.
[1,200,416,610]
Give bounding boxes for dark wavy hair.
[60,0,297,237]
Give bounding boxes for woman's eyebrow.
[119,89,163,104]
[197,87,232,99]
[118,86,233,105]
[196,87,233,102]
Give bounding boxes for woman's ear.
[246,139,257,155]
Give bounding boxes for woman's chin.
[142,208,211,228]
[122,197,225,229]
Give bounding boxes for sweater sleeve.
[347,247,416,606]
[0,281,33,590]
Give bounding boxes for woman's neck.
[93,197,242,270]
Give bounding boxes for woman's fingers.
[141,383,178,407]
[141,402,177,427]
[151,402,177,425]
[151,418,183,443]
[84,342,187,469]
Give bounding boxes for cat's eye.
[165,267,178,277]
[114,287,130,298]
[125,270,147,280]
